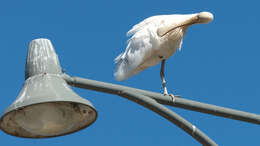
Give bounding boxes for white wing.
[114,19,160,81]
[114,14,192,81]
[127,15,168,36]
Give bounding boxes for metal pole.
[119,90,218,146]
[62,74,218,145]
[62,74,260,125]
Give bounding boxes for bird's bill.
[157,11,213,37]
[157,16,198,37]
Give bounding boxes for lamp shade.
[0,39,97,138]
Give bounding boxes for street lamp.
[1,38,260,146]
[0,39,97,138]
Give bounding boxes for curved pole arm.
[119,90,217,146]
[62,74,217,146]
[62,74,260,125]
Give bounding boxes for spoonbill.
[114,11,213,97]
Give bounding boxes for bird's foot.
[163,93,181,102]
[163,93,174,97]
[163,93,177,102]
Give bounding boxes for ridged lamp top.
[25,38,61,79]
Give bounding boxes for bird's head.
[157,11,214,37]
[196,12,214,24]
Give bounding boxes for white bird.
[114,11,213,97]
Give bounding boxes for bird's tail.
[114,53,123,63]
[114,54,130,81]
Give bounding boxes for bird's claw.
[164,93,178,102]
[164,93,174,97]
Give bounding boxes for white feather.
[114,13,199,81]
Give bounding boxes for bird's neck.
[167,27,186,41]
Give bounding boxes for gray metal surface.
[2,74,96,117]
[63,75,260,125]
[25,39,61,79]
[119,91,217,146]
[0,39,97,138]
[63,74,218,146]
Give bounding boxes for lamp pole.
[1,38,260,145]
[62,74,217,146]
[63,75,260,125]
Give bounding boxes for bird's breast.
[155,38,181,59]
[156,28,185,59]
[130,27,184,75]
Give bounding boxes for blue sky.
[0,0,260,145]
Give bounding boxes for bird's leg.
[160,60,177,100]
[160,60,177,99]
[160,60,169,95]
